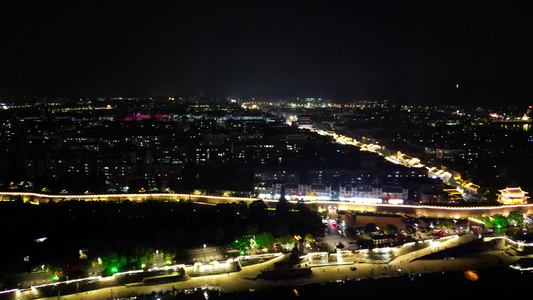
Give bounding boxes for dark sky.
[1,1,532,104]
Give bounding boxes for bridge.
[1,191,532,219]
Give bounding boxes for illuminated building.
[424,147,465,164]
[497,187,529,205]
[295,116,313,129]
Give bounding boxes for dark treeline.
[0,199,322,285]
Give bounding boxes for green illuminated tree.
[162,251,174,263]
[254,232,275,249]
[492,214,508,229]
[46,265,66,281]
[101,252,127,275]
[232,236,251,251]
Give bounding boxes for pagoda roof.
[499,187,528,195]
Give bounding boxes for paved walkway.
[34,234,521,300]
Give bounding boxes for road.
[319,215,351,252]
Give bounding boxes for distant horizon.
[1,90,530,108]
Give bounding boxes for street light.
[203,244,207,262]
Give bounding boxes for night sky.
[1,1,532,104]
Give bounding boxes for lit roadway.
[27,234,520,300]
[310,128,481,193]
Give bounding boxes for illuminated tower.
[497,187,529,205]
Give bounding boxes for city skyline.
[1,1,532,105]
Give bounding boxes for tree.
[344,227,358,240]
[483,188,498,203]
[278,235,295,246]
[364,223,378,234]
[304,233,315,242]
[128,248,155,269]
[446,176,458,187]
[101,252,127,275]
[275,197,291,219]
[508,211,524,226]
[384,224,398,234]
[270,219,290,237]
[440,220,454,229]
[46,265,66,281]
[478,216,493,227]
[11,195,23,203]
[492,214,508,229]
[245,224,259,236]
[380,148,394,157]
[232,236,251,252]
[249,200,268,221]
[212,227,225,243]
[236,201,248,216]
[254,232,275,249]
[70,258,92,279]
[405,225,417,234]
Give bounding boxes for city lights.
[0,1,532,298]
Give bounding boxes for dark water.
[113,267,533,300]
[209,267,530,300]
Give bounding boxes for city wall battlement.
[1,192,532,219]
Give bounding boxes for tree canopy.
[254,232,275,249]
[508,210,524,226]
[384,224,398,234]
[0,198,324,286]
[364,223,378,234]
[344,227,359,240]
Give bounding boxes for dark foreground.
[107,266,531,300]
